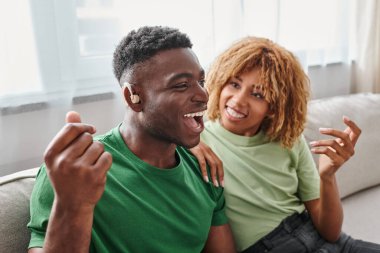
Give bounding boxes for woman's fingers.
[343,116,361,146]
[311,116,362,175]
[190,145,210,183]
[189,142,224,187]
[204,151,224,187]
[310,139,353,160]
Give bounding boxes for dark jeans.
[241,211,380,253]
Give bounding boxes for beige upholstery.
[0,168,38,253]
[342,186,380,243]
[0,93,379,252]
[304,92,380,198]
[304,92,380,243]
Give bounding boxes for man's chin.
[179,137,201,149]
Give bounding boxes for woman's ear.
[266,106,275,119]
[122,82,143,112]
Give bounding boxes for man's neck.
[119,122,178,169]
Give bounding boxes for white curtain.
[238,0,352,68]
[0,0,41,97]
[2,0,375,105]
[351,0,380,93]
[0,0,219,107]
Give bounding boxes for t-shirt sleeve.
[27,165,55,249]
[210,186,229,226]
[296,135,321,201]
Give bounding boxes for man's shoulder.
[176,146,200,168]
[176,146,223,192]
[92,125,125,153]
[93,126,118,143]
[177,146,208,180]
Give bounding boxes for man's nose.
[192,84,209,103]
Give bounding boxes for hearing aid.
[123,82,140,104]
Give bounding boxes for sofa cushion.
[342,185,380,243]
[304,92,380,198]
[0,168,38,253]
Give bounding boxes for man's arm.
[28,111,112,253]
[28,201,93,253]
[202,224,236,253]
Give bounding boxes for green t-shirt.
[201,120,320,251]
[28,125,227,253]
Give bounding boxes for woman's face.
[218,69,270,136]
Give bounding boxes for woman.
[191,37,380,252]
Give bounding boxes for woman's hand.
[307,116,361,241]
[190,141,224,187]
[310,116,361,179]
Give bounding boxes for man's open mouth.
[183,110,206,132]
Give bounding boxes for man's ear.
[122,82,142,111]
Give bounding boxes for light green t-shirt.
[28,125,228,253]
[201,120,320,251]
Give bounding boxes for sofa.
[303,92,380,243]
[1,92,380,252]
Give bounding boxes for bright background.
[0,0,379,175]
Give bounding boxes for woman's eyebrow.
[252,84,264,91]
[232,76,242,82]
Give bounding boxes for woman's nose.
[232,90,247,106]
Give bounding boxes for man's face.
[138,48,208,148]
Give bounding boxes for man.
[27,26,236,253]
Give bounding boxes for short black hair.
[113,26,193,83]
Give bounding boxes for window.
[0,0,42,96]
[1,0,216,107]
[0,0,355,108]
[241,0,353,66]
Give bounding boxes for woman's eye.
[251,92,264,99]
[230,82,240,89]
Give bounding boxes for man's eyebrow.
[168,69,205,82]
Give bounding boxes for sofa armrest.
[0,168,39,253]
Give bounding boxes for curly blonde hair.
[206,37,310,148]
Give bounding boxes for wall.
[0,63,352,176]
[308,63,352,99]
[0,92,125,176]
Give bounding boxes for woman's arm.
[202,224,237,253]
[306,116,361,242]
[190,141,224,187]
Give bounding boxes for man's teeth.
[184,111,205,117]
[226,107,245,118]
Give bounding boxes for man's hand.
[44,111,112,210]
[310,116,361,179]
